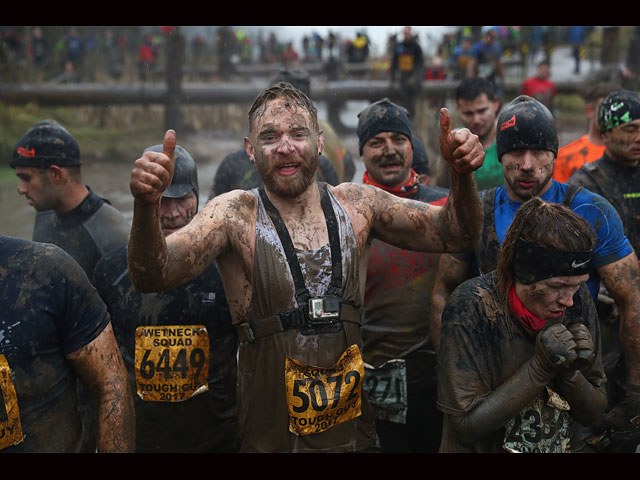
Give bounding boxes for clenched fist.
[534,322,578,373]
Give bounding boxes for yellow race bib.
[135,325,209,402]
[398,53,414,72]
[285,345,364,435]
[0,355,24,450]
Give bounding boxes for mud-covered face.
[14,166,60,212]
[501,149,554,202]
[362,131,413,187]
[246,97,323,198]
[602,118,640,167]
[159,190,198,236]
[515,274,589,322]
[456,93,500,142]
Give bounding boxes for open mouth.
[547,310,565,320]
[379,162,403,173]
[276,162,301,176]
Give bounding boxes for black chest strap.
[258,183,343,304]
[236,303,363,343]
[238,184,361,342]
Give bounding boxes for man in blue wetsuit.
[430,95,640,452]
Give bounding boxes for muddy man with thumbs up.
[127,81,485,453]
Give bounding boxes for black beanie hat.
[11,120,81,169]
[496,95,558,161]
[357,98,413,155]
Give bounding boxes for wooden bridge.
[0,77,585,133]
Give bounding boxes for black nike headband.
[513,240,592,284]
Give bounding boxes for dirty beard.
[257,155,318,198]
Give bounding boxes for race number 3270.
[134,325,209,402]
[285,345,364,436]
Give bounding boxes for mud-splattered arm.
[127,130,233,292]
[598,252,640,386]
[66,322,135,453]
[366,109,483,254]
[127,129,177,291]
[435,108,484,253]
[597,252,640,430]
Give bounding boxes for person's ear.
[244,137,256,164]
[47,165,65,185]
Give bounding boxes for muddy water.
[0,132,247,240]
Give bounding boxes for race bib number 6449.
[135,325,209,402]
[285,345,364,436]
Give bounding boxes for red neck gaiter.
[507,284,547,333]
[363,169,420,197]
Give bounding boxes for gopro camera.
[298,295,342,335]
[308,296,341,324]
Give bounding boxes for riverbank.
[0,89,588,168]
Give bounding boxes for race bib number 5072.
[135,325,209,402]
[285,345,364,436]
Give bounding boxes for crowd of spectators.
[0,26,627,87]
[0,26,376,84]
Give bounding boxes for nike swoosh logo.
[572,260,589,268]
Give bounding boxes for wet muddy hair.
[247,81,319,134]
[496,196,597,304]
